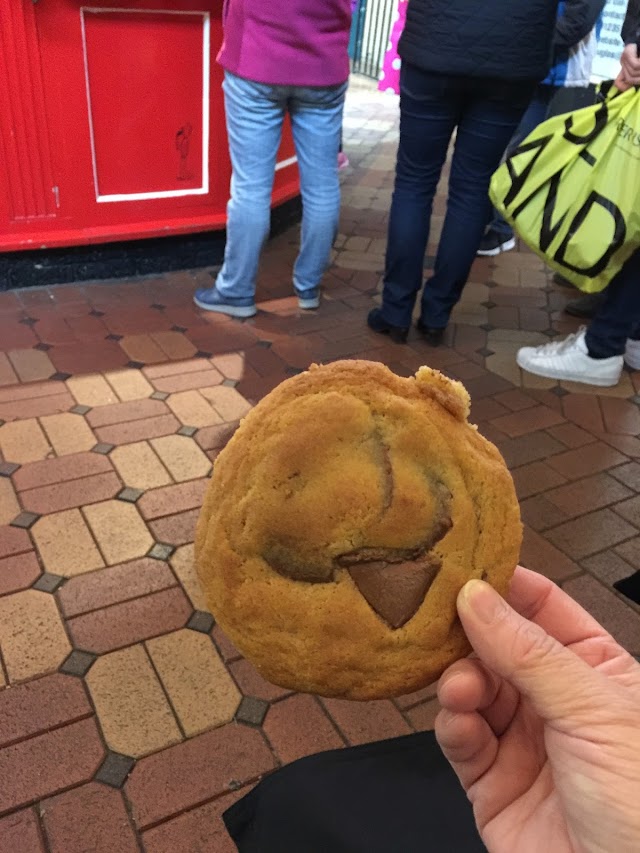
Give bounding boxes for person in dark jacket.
[516,1,640,387]
[368,0,562,345]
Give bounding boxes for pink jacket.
[218,0,353,87]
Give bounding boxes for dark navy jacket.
[623,0,640,43]
[398,0,561,82]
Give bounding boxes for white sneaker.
[516,329,623,387]
[298,294,320,310]
[625,338,640,370]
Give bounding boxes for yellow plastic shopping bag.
[490,83,640,293]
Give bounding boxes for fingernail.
[439,671,464,691]
[459,579,507,624]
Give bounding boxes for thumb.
[457,579,610,725]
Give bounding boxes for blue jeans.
[586,250,640,357]
[489,83,557,239]
[381,63,533,330]
[215,72,347,305]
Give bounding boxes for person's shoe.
[625,338,640,370]
[476,229,516,257]
[297,290,320,310]
[367,308,408,343]
[553,272,574,288]
[194,287,257,318]
[416,319,445,347]
[516,328,623,387]
[564,292,605,319]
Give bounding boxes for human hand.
[435,566,640,853]
[616,43,640,91]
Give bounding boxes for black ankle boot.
[564,292,605,320]
[416,319,445,347]
[367,308,409,344]
[553,273,573,288]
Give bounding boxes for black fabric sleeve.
[622,0,640,44]
[224,732,485,853]
[553,0,607,49]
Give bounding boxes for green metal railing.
[349,0,395,80]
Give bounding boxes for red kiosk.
[0,0,299,252]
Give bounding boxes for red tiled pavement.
[58,558,177,617]
[263,695,345,763]
[142,791,243,853]
[20,472,122,515]
[67,587,192,653]
[126,724,276,830]
[41,784,139,853]
[0,77,639,851]
[0,674,92,748]
[0,719,104,816]
[0,810,45,853]
[0,551,41,596]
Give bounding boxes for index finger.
[615,71,632,92]
[507,566,611,648]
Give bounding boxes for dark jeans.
[490,83,557,239]
[381,63,533,330]
[586,249,640,357]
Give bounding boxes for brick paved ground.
[0,78,639,852]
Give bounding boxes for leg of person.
[368,62,460,342]
[194,72,285,317]
[480,84,557,256]
[420,81,531,336]
[289,81,348,308]
[338,128,350,170]
[564,291,606,319]
[517,249,640,386]
[586,248,640,370]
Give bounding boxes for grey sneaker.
[194,286,257,318]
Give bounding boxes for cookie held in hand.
[195,360,521,700]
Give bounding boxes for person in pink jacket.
[194,0,353,317]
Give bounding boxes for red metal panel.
[84,10,205,197]
[0,0,300,252]
[0,0,57,222]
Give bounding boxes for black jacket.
[623,0,640,43]
[554,0,606,50]
[398,0,561,82]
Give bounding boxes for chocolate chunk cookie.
[195,360,521,700]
